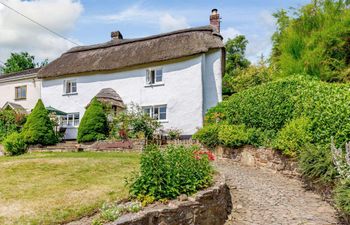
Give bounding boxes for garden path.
[216,159,341,225]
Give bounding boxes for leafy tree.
[223,35,251,96]
[1,52,48,74]
[21,99,58,145]
[77,98,108,143]
[270,0,350,82]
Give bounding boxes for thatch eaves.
[38,26,224,79]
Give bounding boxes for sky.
[0,0,310,65]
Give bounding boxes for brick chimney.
[210,9,220,33]
[111,31,123,40]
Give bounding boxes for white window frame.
[145,68,163,86]
[142,105,167,121]
[63,79,77,95]
[59,113,80,127]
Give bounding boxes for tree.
[1,52,48,74]
[223,35,251,96]
[270,0,350,82]
[21,99,58,145]
[77,98,108,143]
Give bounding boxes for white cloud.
[0,0,83,63]
[220,27,241,43]
[98,3,189,33]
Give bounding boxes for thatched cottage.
[1,9,224,139]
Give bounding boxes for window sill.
[62,92,78,96]
[14,98,27,101]
[144,83,164,88]
[159,120,168,123]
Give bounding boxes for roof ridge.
[67,25,220,54]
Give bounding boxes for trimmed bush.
[335,179,350,216]
[192,124,220,149]
[273,117,312,157]
[0,110,26,142]
[21,99,58,145]
[78,98,108,143]
[129,145,213,200]
[3,132,27,156]
[218,124,253,148]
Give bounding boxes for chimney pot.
[111,31,123,40]
[210,9,220,33]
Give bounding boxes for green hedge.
[3,132,27,156]
[203,77,350,153]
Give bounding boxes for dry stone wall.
[109,175,232,225]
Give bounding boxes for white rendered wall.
[0,77,41,112]
[202,50,223,115]
[42,56,205,137]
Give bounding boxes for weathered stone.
[177,194,188,202]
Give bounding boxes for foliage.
[110,104,160,140]
[192,124,220,149]
[223,35,251,96]
[218,124,254,148]
[94,202,142,224]
[270,0,350,82]
[128,145,214,200]
[331,140,350,179]
[21,99,58,145]
[299,145,338,185]
[167,128,182,140]
[0,52,48,74]
[0,109,26,142]
[3,132,27,156]
[274,117,312,157]
[335,179,350,216]
[77,98,108,143]
[225,58,274,93]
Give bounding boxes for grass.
[0,152,140,225]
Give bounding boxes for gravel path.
[216,159,340,225]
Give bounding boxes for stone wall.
[109,175,232,225]
[215,145,300,178]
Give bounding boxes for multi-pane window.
[15,86,27,100]
[146,68,163,85]
[142,105,167,121]
[59,113,80,127]
[64,80,77,94]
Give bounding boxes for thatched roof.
[0,68,39,81]
[38,26,224,79]
[90,88,125,108]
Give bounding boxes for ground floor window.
[59,113,80,127]
[142,105,167,121]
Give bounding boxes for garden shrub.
[21,99,58,145]
[78,98,108,143]
[3,132,27,156]
[0,109,26,142]
[218,124,253,148]
[128,145,214,200]
[273,117,312,157]
[335,179,350,216]
[192,124,220,149]
[299,145,338,186]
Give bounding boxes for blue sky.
[0,0,310,63]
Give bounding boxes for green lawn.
[0,152,140,225]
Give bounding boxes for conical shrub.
[77,98,108,143]
[21,99,58,145]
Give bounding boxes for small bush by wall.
[78,98,108,143]
[192,124,220,149]
[335,179,350,218]
[128,145,214,201]
[3,132,27,156]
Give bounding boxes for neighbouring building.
[0,68,41,113]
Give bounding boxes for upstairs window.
[15,86,27,100]
[142,105,167,121]
[146,68,163,85]
[64,80,77,94]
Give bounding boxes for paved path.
[215,160,340,225]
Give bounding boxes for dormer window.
[63,80,77,95]
[146,68,163,85]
